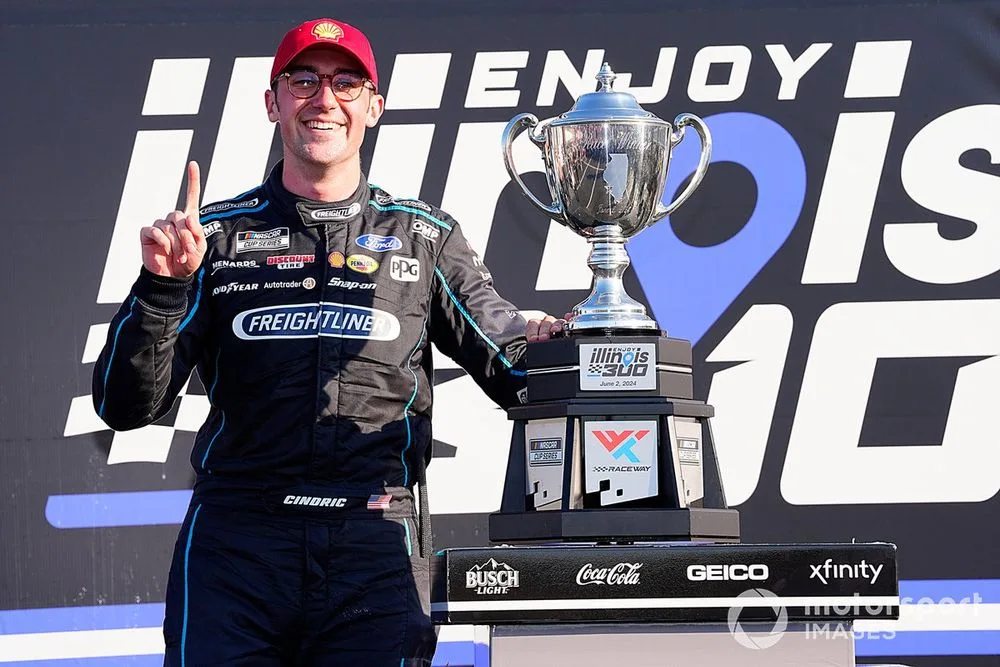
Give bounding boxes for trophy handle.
[654,113,713,219]
[501,113,563,218]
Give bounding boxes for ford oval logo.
[355,234,403,253]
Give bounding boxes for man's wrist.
[134,267,194,312]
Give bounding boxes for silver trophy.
[502,63,712,334]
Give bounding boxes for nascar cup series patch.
[236,227,290,253]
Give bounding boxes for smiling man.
[93,17,565,667]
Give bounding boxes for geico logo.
[686,564,769,581]
[282,495,347,507]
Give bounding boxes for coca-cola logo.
[575,562,643,586]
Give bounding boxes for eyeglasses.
[274,70,375,101]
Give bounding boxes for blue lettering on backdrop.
[628,112,807,344]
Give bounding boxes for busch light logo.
[579,343,655,391]
[465,558,520,595]
[355,234,403,253]
[232,303,401,341]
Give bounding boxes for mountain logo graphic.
[465,558,520,593]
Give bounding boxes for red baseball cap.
[270,18,378,90]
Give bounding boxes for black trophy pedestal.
[489,507,739,544]
[431,542,900,667]
[490,334,739,544]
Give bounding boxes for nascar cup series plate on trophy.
[502,62,711,334]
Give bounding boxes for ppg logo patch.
[355,234,402,253]
[232,303,401,341]
[389,256,420,282]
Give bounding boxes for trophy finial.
[596,62,616,92]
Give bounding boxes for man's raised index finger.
[185,161,201,217]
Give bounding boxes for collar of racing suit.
[263,159,370,227]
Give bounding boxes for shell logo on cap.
[312,22,344,41]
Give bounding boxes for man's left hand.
[526,313,571,342]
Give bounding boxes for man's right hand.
[140,161,207,278]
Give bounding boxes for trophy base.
[565,310,660,335]
[567,326,661,337]
[525,335,693,402]
[489,507,740,544]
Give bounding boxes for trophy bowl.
[502,63,712,334]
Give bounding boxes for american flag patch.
[367,494,392,510]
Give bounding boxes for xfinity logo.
[283,495,347,508]
[310,203,361,220]
[232,303,401,341]
[576,562,642,586]
[355,234,402,253]
[466,558,520,595]
[687,564,770,581]
[809,559,884,585]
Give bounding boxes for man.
[93,17,564,666]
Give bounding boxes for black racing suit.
[93,161,528,666]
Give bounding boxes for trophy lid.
[549,63,667,126]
